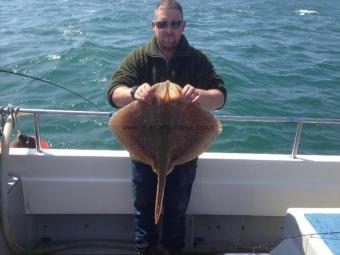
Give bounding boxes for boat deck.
[1,106,340,255]
[271,208,340,255]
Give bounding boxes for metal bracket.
[0,106,7,136]
[0,105,20,137]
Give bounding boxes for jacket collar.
[145,35,192,58]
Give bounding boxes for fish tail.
[155,175,166,224]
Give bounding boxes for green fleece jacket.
[107,35,226,108]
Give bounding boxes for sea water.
[1,0,340,154]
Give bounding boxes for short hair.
[154,0,183,19]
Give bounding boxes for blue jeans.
[131,159,197,250]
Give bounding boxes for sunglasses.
[154,20,183,29]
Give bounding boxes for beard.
[158,35,180,51]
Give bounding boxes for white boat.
[1,105,340,255]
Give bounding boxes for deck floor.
[54,247,270,255]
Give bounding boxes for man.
[107,1,226,254]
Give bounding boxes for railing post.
[33,113,41,152]
[291,122,303,158]
[0,115,27,254]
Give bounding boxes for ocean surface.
[1,0,340,154]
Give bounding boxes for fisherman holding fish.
[107,1,226,254]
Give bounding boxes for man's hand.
[134,83,155,104]
[182,84,225,110]
[112,83,224,110]
[181,84,199,105]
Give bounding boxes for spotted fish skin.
[109,80,222,224]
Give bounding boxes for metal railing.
[1,105,340,158]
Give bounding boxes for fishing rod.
[0,69,102,111]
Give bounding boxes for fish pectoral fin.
[154,174,166,224]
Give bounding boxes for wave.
[295,10,319,16]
